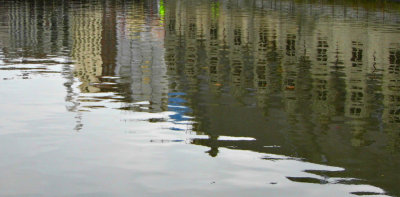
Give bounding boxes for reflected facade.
[0,0,400,196]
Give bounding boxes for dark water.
[0,0,400,196]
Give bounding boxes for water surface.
[0,0,400,196]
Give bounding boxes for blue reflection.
[168,92,192,123]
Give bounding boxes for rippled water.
[0,0,400,196]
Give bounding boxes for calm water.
[0,0,400,196]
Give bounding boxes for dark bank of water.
[0,0,399,196]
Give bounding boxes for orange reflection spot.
[286,86,295,90]
[143,77,150,84]
[214,83,222,86]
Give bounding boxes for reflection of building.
[69,1,118,94]
[184,19,199,88]
[162,1,400,195]
[0,5,9,48]
[383,45,400,151]
[2,0,400,195]
[163,0,400,129]
[4,1,70,58]
[115,0,168,112]
[345,40,369,147]
[253,17,271,108]
[310,36,335,125]
[159,1,400,196]
[206,18,223,94]
[164,1,179,78]
[101,0,117,77]
[70,4,104,93]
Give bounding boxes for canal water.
[0,0,399,196]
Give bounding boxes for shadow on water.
[0,0,400,196]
